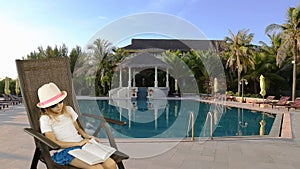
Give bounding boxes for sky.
[0,0,299,79]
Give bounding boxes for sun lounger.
[253,96,275,106]
[285,97,300,111]
[226,94,235,101]
[8,94,23,103]
[269,96,290,108]
[1,94,19,105]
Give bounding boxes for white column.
[154,66,158,87]
[128,108,132,128]
[154,109,158,129]
[175,79,178,92]
[119,69,122,87]
[119,107,122,121]
[166,104,169,127]
[128,67,131,87]
[133,69,136,87]
[174,104,178,117]
[166,68,169,88]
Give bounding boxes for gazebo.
[109,52,170,99]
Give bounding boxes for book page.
[68,149,103,165]
[91,139,116,153]
[82,139,116,161]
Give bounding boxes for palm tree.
[73,39,129,96]
[186,50,208,93]
[187,49,225,94]
[75,38,130,96]
[73,38,112,95]
[265,6,300,101]
[86,38,114,96]
[256,34,282,93]
[222,29,255,96]
[162,50,195,93]
[100,48,128,95]
[244,33,284,96]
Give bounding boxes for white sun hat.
[37,82,67,108]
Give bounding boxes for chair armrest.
[80,113,130,161]
[111,150,130,163]
[82,113,126,126]
[24,128,60,150]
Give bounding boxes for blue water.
[78,99,275,139]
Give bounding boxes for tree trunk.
[292,40,298,101]
[253,79,258,94]
[292,59,296,101]
[237,71,241,96]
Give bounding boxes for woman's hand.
[84,135,100,143]
[91,136,101,143]
[84,135,92,139]
[78,138,91,146]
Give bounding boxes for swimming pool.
[78,99,276,139]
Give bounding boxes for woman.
[37,82,116,169]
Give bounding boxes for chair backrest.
[263,96,275,103]
[2,94,10,100]
[16,58,81,131]
[16,58,128,169]
[277,96,290,105]
[292,97,300,106]
[265,96,275,101]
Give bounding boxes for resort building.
[109,39,224,100]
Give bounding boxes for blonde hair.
[40,102,72,122]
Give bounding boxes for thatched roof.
[119,52,168,69]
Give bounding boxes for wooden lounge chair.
[253,96,275,107]
[1,94,19,105]
[286,97,300,111]
[16,58,129,169]
[0,97,12,106]
[269,96,290,108]
[8,94,23,103]
[226,94,235,101]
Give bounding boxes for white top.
[40,106,83,142]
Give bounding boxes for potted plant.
[148,88,153,96]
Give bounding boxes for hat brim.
[37,91,67,108]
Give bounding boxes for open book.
[68,139,116,165]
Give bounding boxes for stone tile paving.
[122,139,300,169]
[0,105,46,169]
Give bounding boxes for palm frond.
[265,24,283,34]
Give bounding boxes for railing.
[202,111,213,140]
[186,112,195,141]
[186,111,215,141]
[108,87,120,98]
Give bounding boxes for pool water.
[78,99,275,139]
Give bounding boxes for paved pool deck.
[1,102,300,169]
